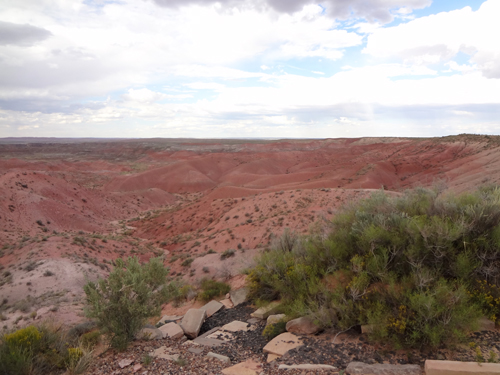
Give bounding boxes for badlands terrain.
[1,134,500,329]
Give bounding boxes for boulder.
[156,314,183,326]
[220,298,234,309]
[158,322,184,340]
[230,288,249,307]
[267,314,286,326]
[262,332,303,356]
[346,362,421,375]
[361,324,375,334]
[425,360,500,375]
[180,308,206,339]
[201,300,224,318]
[478,317,495,331]
[251,301,281,320]
[286,317,320,335]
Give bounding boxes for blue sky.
[0,0,498,138]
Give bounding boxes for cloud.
[364,0,500,78]
[151,0,431,22]
[0,21,52,46]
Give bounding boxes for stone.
[251,301,281,320]
[247,318,260,325]
[133,363,142,372]
[262,332,303,356]
[192,337,224,347]
[180,308,206,339]
[201,300,224,317]
[222,320,250,332]
[346,362,421,375]
[220,298,234,309]
[150,346,180,361]
[118,359,134,368]
[136,327,163,340]
[361,324,375,334]
[206,352,231,363]
[188,347,204,355]
[157,314,183,326]
[206,330,234,341]
[478,317,495,331]
[222,359,261,375]
[267,354,280,363]
[230,287,249,307]
[285,317,320,335]
[158,322,184,340]
[267,314,286,326]
[425,360,500,375]
[278,364,339,371]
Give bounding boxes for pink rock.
[118,358,134,368]
[286,317,320,335]
[133,363,142,372]
[262,332,303,356]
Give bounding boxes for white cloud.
[363,0,500,78]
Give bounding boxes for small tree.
[84,256,170,350]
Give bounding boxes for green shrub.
[220,249,235,260]
[198,279,231,302]
[249,187,500,349]
[80,330,100,349]
[262,320,287,340]
[84,256,173,350]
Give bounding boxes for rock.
[133,363,142,372]
[158,322,184,340]
[206,330,234,341]
[136,327,163,340]
[425,360,500,375]
[118,359,134,368]
[220,298,234,309]
[180,308,207,339]
[222,320,250,332]
[361,324,375,334]
[278,364,338,371]
[478,317,495,331]
[247,318,260,325]
[188,347,204,355]
[192,337,225,347]
[156,314,183,326]
[222,359,261,375]
[285,317,320,335]
[262,332,303,356]
[251,301,281,320]
[267,314,286,326]
[230,287,249,306]
[150,346,180,361]
[201,300,224,317]
[346,361,421,375]
[206,352,231,363]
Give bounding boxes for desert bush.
[220,249,235,260]
[249,187,500,348]
[84,256,172,350]
[262,320,287,340]
[80,330,101,349]
[198,279,231,302]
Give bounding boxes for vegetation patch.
[249,186,500,349]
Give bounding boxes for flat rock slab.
[206,330,235,341]
[222,320,250,332]
[230,287,249,307]
[251,301,281,320]
[425,360,500,375]
[136,327,163,340]
[267,354,280,363]
[180,308,206,339]
[158,322,184,340]
[286,317,320,335]
[201,300,224,318]
[220,298,234,309]
[157,314,183,325]
[192,336,225,347]
[221,359,262,375]
[263,332,303,356]
[118,359,134,368]
[346,362,421,375]
[150,346,180,361]
[207,352,231,363]
[279,364,339,371]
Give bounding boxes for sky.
[0,0,498,139]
